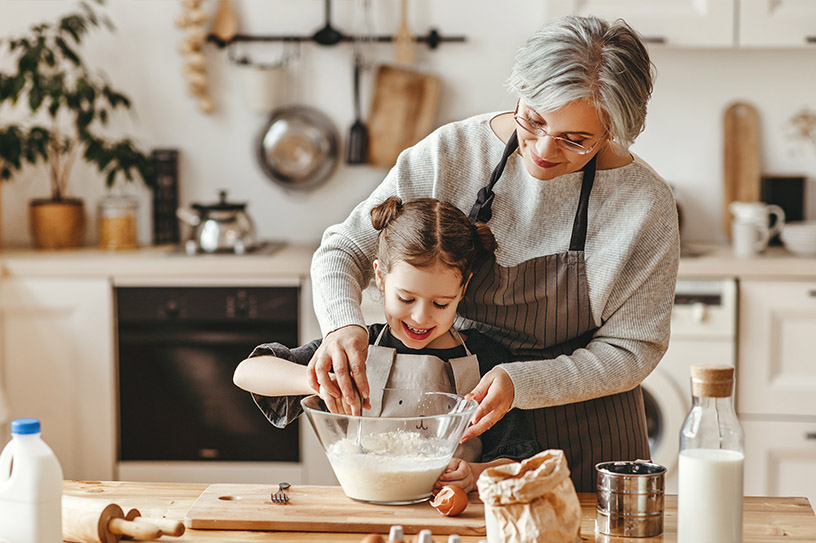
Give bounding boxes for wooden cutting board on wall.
[723,101,761,238]
[367,65,441,169]
[184,484,486,535]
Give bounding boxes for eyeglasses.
[513,100,606,155]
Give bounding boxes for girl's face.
[514,98,609,181]
[374,259,468,350]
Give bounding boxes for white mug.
[729,201,786,240]
[732,220,770,258]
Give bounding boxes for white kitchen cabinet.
[737,279,816,417]
[545,0,816,48]
[743,419,816,506]
[739,0,816,47]
[544,0,735,46]
[0,277,115,481]
[738,279,816,505]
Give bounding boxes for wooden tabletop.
[63,480,816,542]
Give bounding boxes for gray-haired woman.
[306,15,680,491]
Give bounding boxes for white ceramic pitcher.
[729,201,785,257]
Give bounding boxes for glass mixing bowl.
[301,391,478,505]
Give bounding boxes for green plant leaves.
[0,0,154,194]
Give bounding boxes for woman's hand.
[307,325,370,415]
[434,458,478,494]
[461,367,514,442]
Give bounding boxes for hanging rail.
[206,0,465,49]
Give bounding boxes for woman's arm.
[233,355,313,396]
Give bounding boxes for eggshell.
[429,485,468,516]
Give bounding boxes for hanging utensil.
[211,0,238,43]
[393,0,416,64]
[346,53,368,164]
[312,0,344,46]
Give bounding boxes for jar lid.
[690,365,734,398]
[11,418,40,434]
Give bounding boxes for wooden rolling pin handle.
[134,516,186,537]
[107,518,162,540]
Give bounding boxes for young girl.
[233,196,540,492]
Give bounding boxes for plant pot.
[29,198,85,249]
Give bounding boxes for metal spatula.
[346,53,368,164]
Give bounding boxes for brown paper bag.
[476,449,581,543]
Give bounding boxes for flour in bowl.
[327,429,451,503]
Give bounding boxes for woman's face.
[374,259,467,350]
[514,98,608,181]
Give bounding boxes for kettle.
[176,191,256,255]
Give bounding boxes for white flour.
[327,430,451,503]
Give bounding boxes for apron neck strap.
[568,154,597,252]
[468,130,519,223]
[447,328,472,356]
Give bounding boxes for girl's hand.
[307,325,370,415]
[434,458,477,494]
[461,367,514,442]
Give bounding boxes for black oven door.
[116,287,300,463]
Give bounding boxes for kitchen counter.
[63,481,816,542]
[678,244,816,279]
[0,243,319,279]
[1,242,814,280]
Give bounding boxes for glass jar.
[678,364,744,543]
[98,194,138,250]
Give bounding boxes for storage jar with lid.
[98,193,139,250]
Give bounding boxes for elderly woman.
[307,15,679,491]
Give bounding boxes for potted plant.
[0,0,153,249]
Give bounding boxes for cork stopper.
[690,365,734,398]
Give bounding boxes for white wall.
[2,0,815,247]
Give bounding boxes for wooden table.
[63,480,816,542]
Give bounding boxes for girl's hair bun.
[472,222,498,255]
[370,196,403,231]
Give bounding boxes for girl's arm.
[233,355,313,396]
[434,457,515,494]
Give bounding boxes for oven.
[114,280,333,484]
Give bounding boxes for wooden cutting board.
[184,484,486,536]
[723,101,761,238]
[367,65,441,169]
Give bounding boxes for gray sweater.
[311,112,680,410]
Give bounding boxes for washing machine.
[641,278,737,492]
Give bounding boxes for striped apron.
[459,131,650,492]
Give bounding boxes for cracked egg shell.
[430,485,468,516]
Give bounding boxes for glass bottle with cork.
[677,364,744,543]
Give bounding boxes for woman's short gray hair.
[507,15,655,152]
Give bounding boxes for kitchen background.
[1,0,816,248]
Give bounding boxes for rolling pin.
[63,496,164,543]
[125,508,186,537]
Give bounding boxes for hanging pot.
[256,105,339,192]
[176,190,256,255]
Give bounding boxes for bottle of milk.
[0,418,64,543]
[677,365,744,543]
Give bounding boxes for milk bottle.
[0,418,63,543]
[677,365,744,543]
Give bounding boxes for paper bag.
[476,449,581,543]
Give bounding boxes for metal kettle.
[176,191,256,255]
